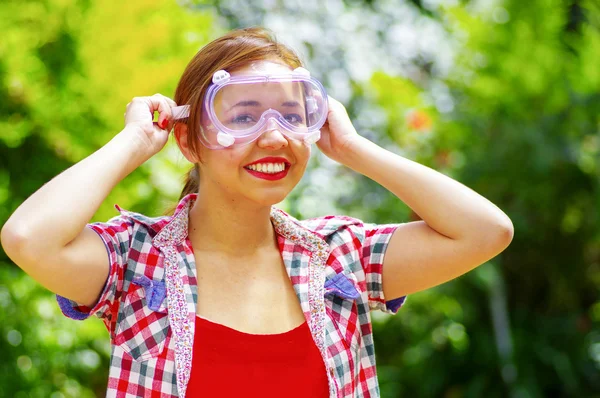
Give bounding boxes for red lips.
[243,157,291,181]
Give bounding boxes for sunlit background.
[1,0,599,397]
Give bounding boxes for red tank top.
[185,315,330,397]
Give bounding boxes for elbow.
[1,221,24,258]
[498,215,514,247]
[1,222,38,269]
[486,215,514,254]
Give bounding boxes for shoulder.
[87,204,173,246]
[299,214,367,241]
[295,212,401,256]
[272,208,370,243]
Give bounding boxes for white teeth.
[246,162,286,174]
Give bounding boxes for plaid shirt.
[57,193,406,398]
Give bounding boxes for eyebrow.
[229,100,260,110]
[228,100,302,111]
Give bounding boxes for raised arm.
[318,97,514,299]
[1,95,175,307]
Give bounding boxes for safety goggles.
[171,67,328,149]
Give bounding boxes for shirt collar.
[149,193,328,252]
[151,193,196,248]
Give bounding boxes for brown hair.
[172,27,304,205]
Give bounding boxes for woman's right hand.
[123,94,178,156]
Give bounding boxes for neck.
[187,192,277,257]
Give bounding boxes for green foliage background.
[1,0,599,397]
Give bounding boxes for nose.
[256,119,288,150]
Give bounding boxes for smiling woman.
[1,26,513,398]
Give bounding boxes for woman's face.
[195,60,311,207]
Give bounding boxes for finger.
[164,99,179,128]
[150,94,173,117]
[155,95,178,111]
[165,97,178,108]
[125,97,155,124]
[150,94,174,129]
[327,95,341,108]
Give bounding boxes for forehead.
[215,61,304,107]
[229,60,294,77]
[218,61,304,101]
[215,80,305,107]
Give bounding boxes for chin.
[247,189,290,207]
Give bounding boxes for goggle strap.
[171,105,190,120]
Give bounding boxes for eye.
[284,114,304,125]
[231,114,256,124]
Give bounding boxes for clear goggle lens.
[210,79,326,133]
[171,70,328,149]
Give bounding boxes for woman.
[1,27,513,397]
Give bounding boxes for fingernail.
[160,118,168,129]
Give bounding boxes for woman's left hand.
[316,96,362,164]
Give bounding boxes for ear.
[173,123,200,163]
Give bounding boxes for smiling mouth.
[243,161,291,181]
[243,162,288,174]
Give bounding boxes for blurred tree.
[0,0,214,396]
[369,0,600,396]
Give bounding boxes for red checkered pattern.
[57,194,406,397]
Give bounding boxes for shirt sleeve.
[55,214,133,327]
[361,223,407,314]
